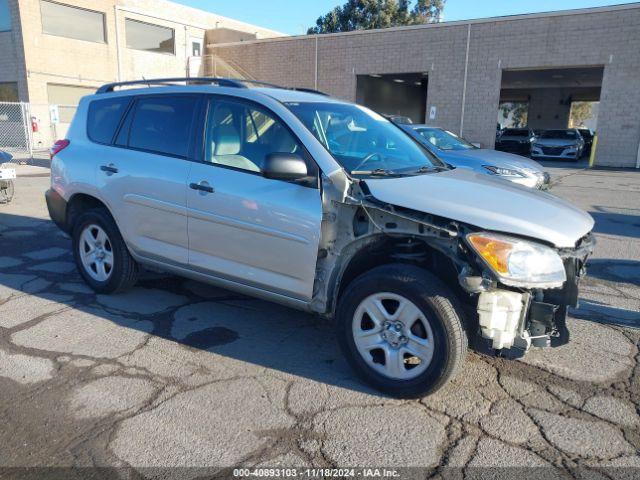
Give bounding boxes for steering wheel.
[352,152,383,172]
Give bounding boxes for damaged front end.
[459,231,594,357]
[312,171,595,360]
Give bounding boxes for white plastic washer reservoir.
[477,291,524,349]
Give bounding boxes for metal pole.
[184,26,189,77]
[114,6,122,81]
[21,103,33,160]
[460,23,471,137]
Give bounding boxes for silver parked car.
[400,125,550,189]
[532,129,585,160]
[46,78,594,397]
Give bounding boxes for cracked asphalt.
[0,164,638,478]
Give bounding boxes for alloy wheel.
[79,224,114,282]
[352,292,434,380]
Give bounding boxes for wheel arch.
[325,234,463,318]
[66,193,116,233]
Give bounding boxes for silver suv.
[46,78,595,397]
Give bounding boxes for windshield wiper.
[351,168,397,176]
[414,165,448,173]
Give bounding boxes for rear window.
[87,98,129,144]
[128,95,198,158]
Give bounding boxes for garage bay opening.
[356,73,428,123]
[498,67,603,132]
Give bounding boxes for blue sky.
[173,0,638,35]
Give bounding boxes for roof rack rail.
[96,77,247,94]
[96,76,330,97]
[291,87,329,96]
[220,79,329,96]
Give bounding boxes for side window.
[128,95,197,158]
[87,98,129,144]
[205,99,302,173]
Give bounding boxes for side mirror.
[263,153,308,181]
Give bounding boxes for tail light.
[50,139,70,160]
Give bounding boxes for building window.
[0,0,11,32]
[125,18,174,55]
[0,82,19,102]
[191,41,201,57]
[47,84,96,123]
[40,1,106,43]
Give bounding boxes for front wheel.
[336,264,467,398]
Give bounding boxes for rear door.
[186,96,322,300]
[94,94,200,265]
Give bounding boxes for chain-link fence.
[0,102,74,164]
[0,102,32,162]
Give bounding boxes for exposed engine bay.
[311,173,594,358]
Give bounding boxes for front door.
[96,94,200,265]
[187,96,322,300]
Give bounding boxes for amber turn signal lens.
[467,234,513,274]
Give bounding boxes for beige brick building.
[206,4,640,168]
[0,0,281,146]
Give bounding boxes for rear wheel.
[336,264,467,398]
[72,208,138,293]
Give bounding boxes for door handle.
[100,164,118,174]
[189,182,214,194]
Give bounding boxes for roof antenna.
[142,75,150,88]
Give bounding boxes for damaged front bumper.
[468,233,594,357]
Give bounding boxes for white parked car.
[531,129,585,160]
[46,78,595,397]
[0,150,16,204]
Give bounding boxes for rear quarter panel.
[50,96,119,224]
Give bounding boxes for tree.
[569,101,594,128]
[307,0,446,34]
[499,102,529,128]
[411,0,445,23]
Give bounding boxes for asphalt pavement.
[0,163,638,478]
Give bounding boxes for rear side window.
[128,96,197,158]
[87,98,129,144]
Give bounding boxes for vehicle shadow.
[586,258,640,287]
[571,299,640,329]
[0,210,379,395]
[589,207,640,239]
[2,210,637,394]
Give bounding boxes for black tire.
[336,264,467,398]
[72,208,139,294]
